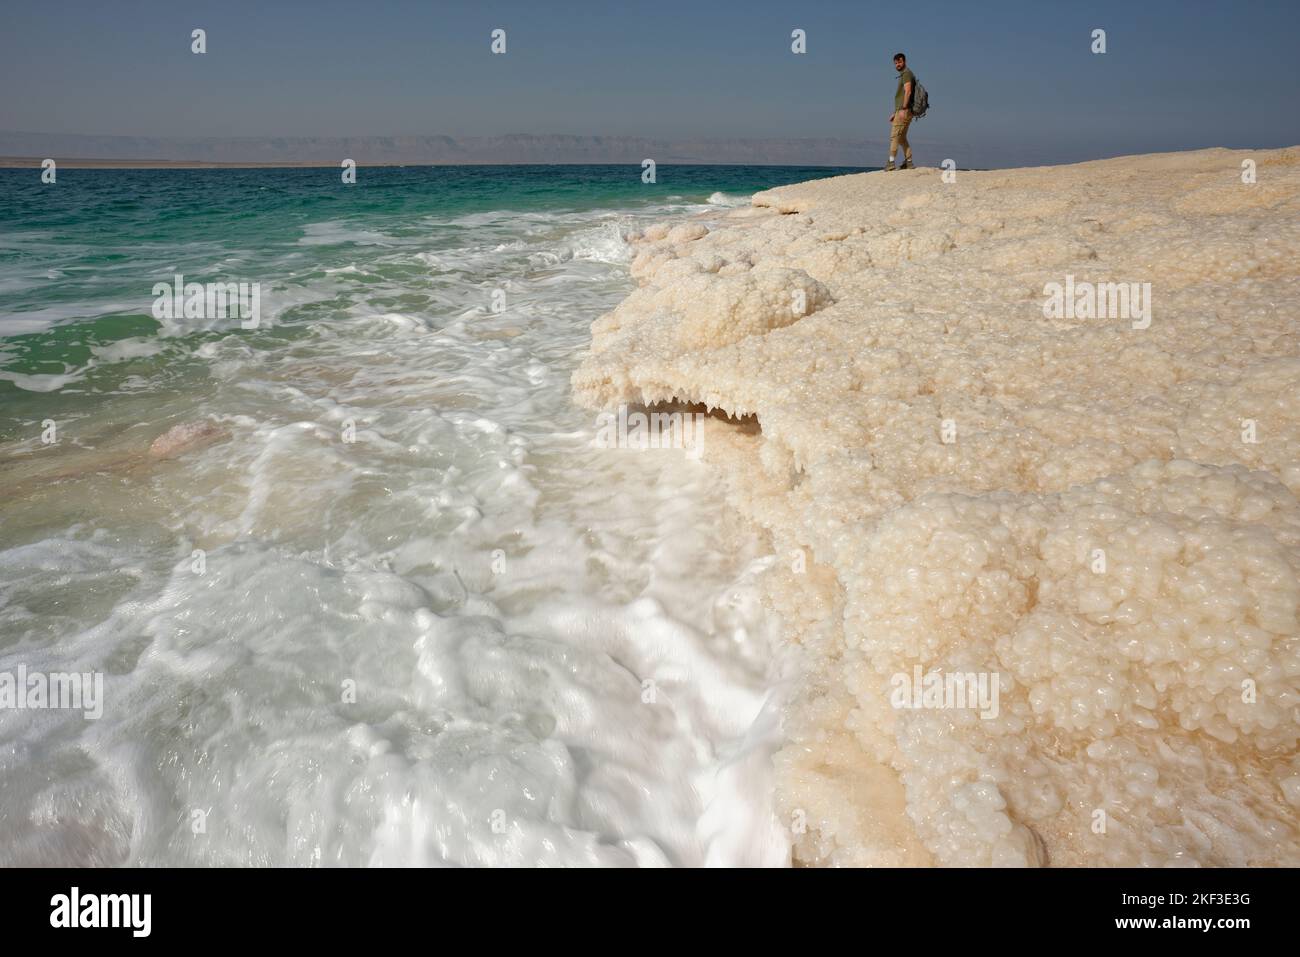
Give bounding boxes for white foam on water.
[91,337,165,363]
[0,197,790,867]
[297,220,416,247]
[0,300,141,337]
[0,362,93,392]
[570,221,634,264]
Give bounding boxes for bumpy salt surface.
[574,147,1300,866]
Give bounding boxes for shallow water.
[0,164,857,866]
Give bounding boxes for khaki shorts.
[889,112,913,164]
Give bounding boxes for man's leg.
[887,115,905,170]
[898,114,913,168]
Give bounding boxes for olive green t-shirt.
[895,68,915,111]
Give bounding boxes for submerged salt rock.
[148,420,227,459]
[573,146,1300,867]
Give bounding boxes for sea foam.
[0,194,789,867]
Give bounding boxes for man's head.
[894,53,906,72]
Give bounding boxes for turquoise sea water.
[0,163,859,866]
[0,164,855,398]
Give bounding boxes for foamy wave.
[298,220,415,247]
[0,363,93,392]
[569,222,633,263]
[91,337,165,363]
[1,190,788,867]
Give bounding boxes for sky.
[2,0,1298,164]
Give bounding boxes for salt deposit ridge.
[574,147,1300,866]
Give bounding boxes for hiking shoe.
[901,162,914,170]
[884,164,897,172]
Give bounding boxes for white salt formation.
[574,148,1300,866]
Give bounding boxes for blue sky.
[2,0,1297,162]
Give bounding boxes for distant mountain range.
[0,131,903,167]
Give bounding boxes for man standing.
[887,53,915,171]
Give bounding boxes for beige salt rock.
[574,147,1300,867]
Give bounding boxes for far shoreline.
[0,156,868,171]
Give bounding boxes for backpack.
[910,80,930,119]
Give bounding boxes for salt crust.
[575,148,1300,866]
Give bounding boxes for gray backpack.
[910,80,930,119]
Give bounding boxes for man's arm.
[893,76,914,122]
[894,74,915,121]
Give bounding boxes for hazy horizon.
[0,130,950,169]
